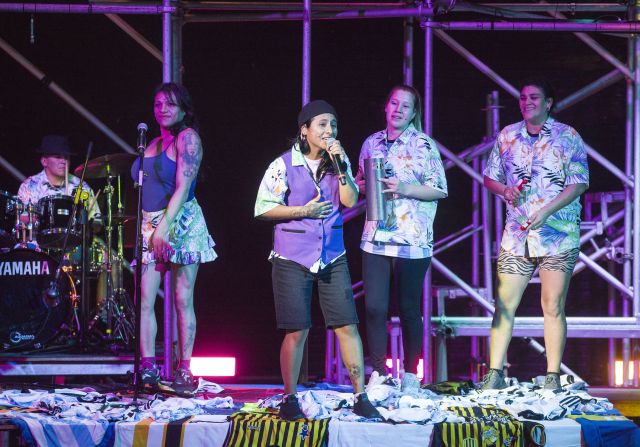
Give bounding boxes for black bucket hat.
[36,135,74,156]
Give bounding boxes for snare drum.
[0,249,73,350]
[37,195,82,249]
[0,190,17,248]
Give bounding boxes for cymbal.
[112,212,136,224]
[74,153,135,179]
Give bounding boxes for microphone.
[137,123,148,152]
[43,279,60,308]
[325,138,347,186]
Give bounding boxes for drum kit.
[0,153,136,353]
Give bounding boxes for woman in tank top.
[131,82,216,394]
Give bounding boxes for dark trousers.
[363,251,431,375]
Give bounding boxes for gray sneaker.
[401,372,421,393]
[480,368,507,391]
[544,372,562,391]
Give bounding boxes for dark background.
[0,3,631,385]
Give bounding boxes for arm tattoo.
[179,130,203,178]
[291,206,308,219]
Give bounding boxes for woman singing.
[131,82,217,394]
[255,100,381,420]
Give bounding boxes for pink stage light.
[190,357,236,377]
[385,358,424,379]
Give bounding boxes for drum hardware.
[43,142,93,312]
[75,153,135,350]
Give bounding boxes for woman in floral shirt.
[356,85,447,391]
[481,77,589,391]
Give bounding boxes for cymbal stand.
[88,171,134,348]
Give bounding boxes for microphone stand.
[133,136,146,401]
[44,143,93,340]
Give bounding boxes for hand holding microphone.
[325,138,347,185]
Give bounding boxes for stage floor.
[0,376,638,447]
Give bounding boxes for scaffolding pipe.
[435,141,485,184]
[403,17,413,85]
[545,7,633,80]
[426,21,640,33]
[578,252,633,298]
[634,33,640,319]
[572,235,624,276]
[0,36,135,154]
[0,155,26,182]
[106,14,163,61]
[431,258,495,313]
[424,20,433,134]
[162,0,173,82]
[555,69,625,113]
[422,18,433,382]
[0,3,175,14]
[585,143,634,189]
[477,3,627,13]
[302,0,311,105]
[184,6,435,23]
[434,30,519,98]
[622,34,635,386]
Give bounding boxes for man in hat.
[17,134,101,228]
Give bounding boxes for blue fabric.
[131,149,196,212]
[571,410,640,447]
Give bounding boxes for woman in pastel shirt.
[481,77,589,391]
[356,85,448,390]
[255,100,381,421]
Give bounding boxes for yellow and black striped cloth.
[224,412,329,447]
[433,405,545,447]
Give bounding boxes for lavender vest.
[273,150,344,269]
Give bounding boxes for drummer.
[17,135,102,231]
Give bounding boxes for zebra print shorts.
[497,247,580,277]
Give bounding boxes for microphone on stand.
[137,123,148,152]
[325,138,347,185]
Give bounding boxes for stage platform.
[0,353,134,377]
[0,377,638,447]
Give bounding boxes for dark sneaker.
[171,368,196,394]
[353,393,383,420]
[141,366,161,386]
[480,368,507,391]
[544,372,562,391]
[279,394,305,420]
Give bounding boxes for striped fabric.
[115,415,231,447]
[224,412,329,447]
[433,405,544,447]
[8,412,114,447]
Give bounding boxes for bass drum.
[0,249,73,351]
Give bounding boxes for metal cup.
[364,157,386,222]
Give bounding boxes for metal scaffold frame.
[1,1,639,387]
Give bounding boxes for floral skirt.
[140,198,217,265]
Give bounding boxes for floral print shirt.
[17,170,101,219]
[357,124,448,257]
[484,117,589,257]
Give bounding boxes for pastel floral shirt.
[483,117,589,257]
[17,170,101,219]
[357,124,448,258]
